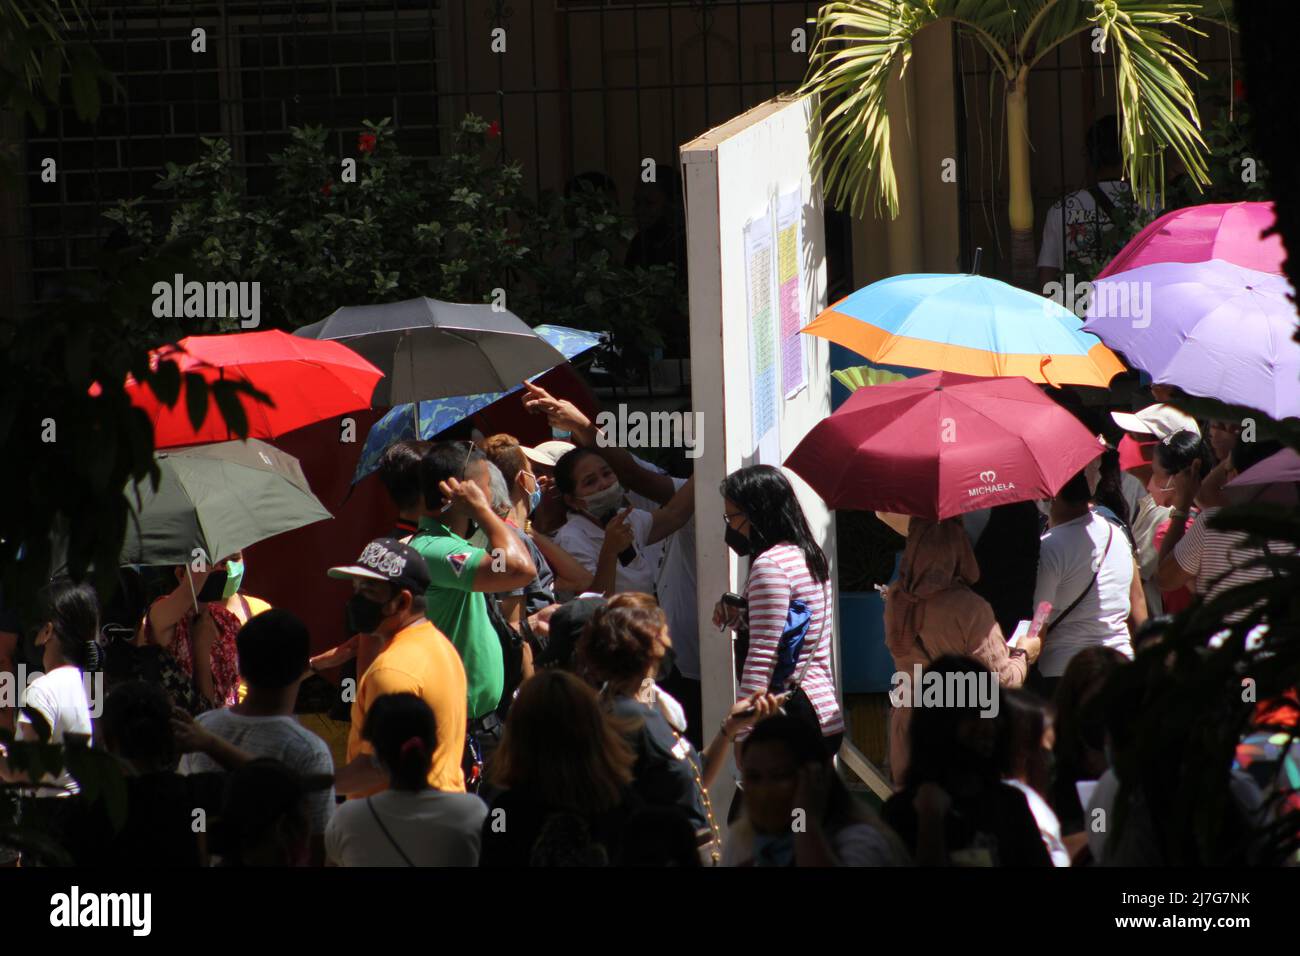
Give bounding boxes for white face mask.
[581,482,624,521]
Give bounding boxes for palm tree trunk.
[1006,70,1035,289]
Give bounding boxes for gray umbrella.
[121,439,332,567]
[294,297,568,405]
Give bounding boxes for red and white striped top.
[739,543,844,737]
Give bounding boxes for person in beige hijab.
[883,517,1042,785]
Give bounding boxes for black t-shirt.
[608,695,708,833]
[59,771,228,867]
[881,781,1052,867]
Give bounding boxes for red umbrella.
[784,371,1103,520]
[128,330,384,449]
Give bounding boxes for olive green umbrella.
[121,439,332,567]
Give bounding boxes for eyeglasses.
[723,511,745,524]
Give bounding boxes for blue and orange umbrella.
[802,272,1125,387]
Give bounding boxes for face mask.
[582,482,624,521]
[525,475,544,516]
[346,592,390,635]
[222,559,244,599]
[725,524,751,557]
[196,570,228,604]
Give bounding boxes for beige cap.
[1110,404,1200,440]
[520,440,576,468]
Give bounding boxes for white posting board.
[681,95,837,814]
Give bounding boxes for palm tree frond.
[800,1,980,218]
[1102,4,1212,208]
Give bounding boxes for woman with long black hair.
[716,465,843,756]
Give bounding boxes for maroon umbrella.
[784,371,1103,520]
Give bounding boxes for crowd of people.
[0,378,1295,868]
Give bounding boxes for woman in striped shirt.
[717,466,844,756]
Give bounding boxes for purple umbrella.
[1084,260,1300,421]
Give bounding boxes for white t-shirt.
[17,665,92,796]
[553,507,662,595]
[1004,779,1069,867]
[325,788,488,866]
[179,709,336,834]
[629,470,700,682]
[1037,180,1131,271]
[1034,511,1135,676]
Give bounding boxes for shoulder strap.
[366,796,417,867]
[790,580,832,691]
[1084,183,1117,221]
[1050,522,1114,629]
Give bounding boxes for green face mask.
[222,559,244,599]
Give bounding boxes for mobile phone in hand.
[737,690,791,718]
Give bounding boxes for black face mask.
[346,593,390,635]
[195,571,228,603]
[725,524,752,557]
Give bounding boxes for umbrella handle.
[1039,355,1059,389]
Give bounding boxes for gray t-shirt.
[178,709,335,834]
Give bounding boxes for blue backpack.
[768,599,813,692]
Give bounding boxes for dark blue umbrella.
[352,324,605,484]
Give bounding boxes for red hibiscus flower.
[487,120,501,138]
[358,132,377,154]
[321,180,333,196]
[1233,78,1247,102]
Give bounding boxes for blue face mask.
[525,474,543,516]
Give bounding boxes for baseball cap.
[327,538,430,594]
[521,440,576,468]
[1110,404,1200,440]
[535,596,605,669]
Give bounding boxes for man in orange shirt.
[329,538,468,797]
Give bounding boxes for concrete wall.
[682,95,834,809]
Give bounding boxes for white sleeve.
[1038,203,1064,269]
[17,678,58,731]
[554,522,600,576]
[630,454,667,476]
[630,509,655,549]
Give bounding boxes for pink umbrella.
[1096,201,1287,279]
[1225,447,1300,507]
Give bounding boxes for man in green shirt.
[412,441,536,720]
